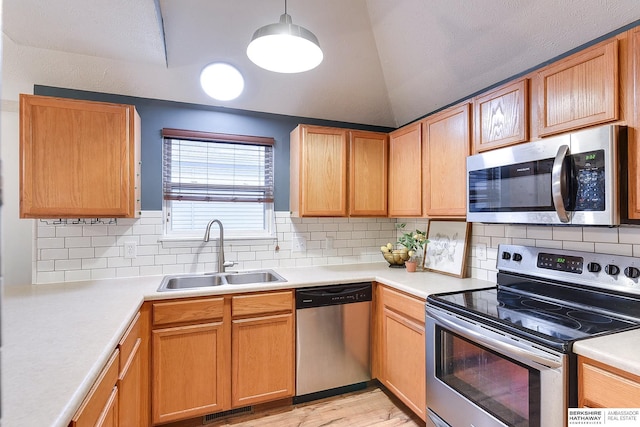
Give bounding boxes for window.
[162,128,275,239]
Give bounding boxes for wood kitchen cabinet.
[349,130,388,216]
[20,94,141,218]
[536,39,619,137]
[151,297,228,424]
[579,356,640,407]
[628,28,640,220]
[388,122,422,217]
[375,284,426,421]
[422,103,471,218]
[231,291,295,407]
[290,125,348,217]
[70,350,120,427]
[473,78,529,153]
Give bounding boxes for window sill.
[158,234,276,243]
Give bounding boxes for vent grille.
[203,406,253,424]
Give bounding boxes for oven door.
[426,306,568,427]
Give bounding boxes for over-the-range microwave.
[466,124,627,226]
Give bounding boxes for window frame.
[161,128,276,241]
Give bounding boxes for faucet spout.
[204,219,228,273]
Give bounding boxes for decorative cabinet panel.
[349,130,388,216]
[290,125,348,217]
[20,94,141,218]
[231,291,295,407]
[422,103,471,218]
[473,78,529,153]
[579,356,640,408]
[388,122,422,217]
[536,39,619,136]
[375,285,426,421]
[151,297,227,424]
[629,28,640,220]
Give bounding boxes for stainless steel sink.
[157,269,286,291]
[223,270,286,285]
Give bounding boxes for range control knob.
[502,252,511,260]
[587,262,602,273]
[624,267,640,279]
[605,264,620,276]
[512,253,523,262]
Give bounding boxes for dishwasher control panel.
[295,282,372,309]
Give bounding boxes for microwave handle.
[552,145,570,223]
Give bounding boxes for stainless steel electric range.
[426,244,640,427]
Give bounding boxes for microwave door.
[551,145,571,223]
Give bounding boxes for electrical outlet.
[292,235,307,252]
[476,243,487,261]
[124,241,137,259]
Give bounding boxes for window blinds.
[162,129,275,204]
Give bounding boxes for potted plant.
[380,224,428,271]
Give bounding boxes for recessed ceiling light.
[200,63,244,101]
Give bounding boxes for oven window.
[436,327,540,427]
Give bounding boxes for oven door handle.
[552,144,571,223]
[428,309,563,369]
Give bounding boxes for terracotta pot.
[405,260,417,272]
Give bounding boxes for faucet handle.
[223,261,237,268]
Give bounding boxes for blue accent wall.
[34,86,394,211]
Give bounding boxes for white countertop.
[2,263,636,427]
[572,329,640,377]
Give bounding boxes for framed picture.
[423,220,471,277]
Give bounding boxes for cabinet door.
[96,387,119,427]
[388,123,422,217]
[377,286,426,421]
[423,103,470,217]
[629,29,640,220]
[118,339,142,427]
[349,131,388,216]
[290,125,348,217]
[20,94,141,218]
[152,322,227,424]
[537,39,618,136]
[71,350,120,427]
[473,78,529,153]
[579,356,640,408]
[231,313,295,407]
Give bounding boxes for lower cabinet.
[579,356,640,408]
[71,309,149,427]
[151,297,227,424]
[150,290,295,425]
[375,284,426,421]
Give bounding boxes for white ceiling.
[4,0,640,128]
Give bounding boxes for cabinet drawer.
[118,312,140,372]
[71,349,120,427]
[379,286,425,323]
[580,358,640,408]
[153,297,224,326]
[232,291,293,317]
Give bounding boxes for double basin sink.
[158,269,286,292]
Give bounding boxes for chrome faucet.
[203,219,236,272]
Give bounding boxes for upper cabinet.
[536,39,619,137]
[473,78,529,153]
[290,125,388,217]
[388,123,422,217]
[422,103,471,218]
[20,94,141,218]
[290,125,348,217]
[349,130,388,216]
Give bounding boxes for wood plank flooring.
[204,387,424,427]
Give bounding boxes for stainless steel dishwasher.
[294,282,372,403]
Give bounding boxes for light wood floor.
[202,387,424,427]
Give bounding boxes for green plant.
[395,223,428,260]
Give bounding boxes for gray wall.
[34,85,393,211]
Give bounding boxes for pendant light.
[246,0,323,73]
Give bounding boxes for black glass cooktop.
[427,273,640,352]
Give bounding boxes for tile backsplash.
[33,211,640,284]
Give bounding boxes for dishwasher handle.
[296,283,372,309]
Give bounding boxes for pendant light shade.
[247,3,323,73]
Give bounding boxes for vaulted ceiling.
[4,1,640,128]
